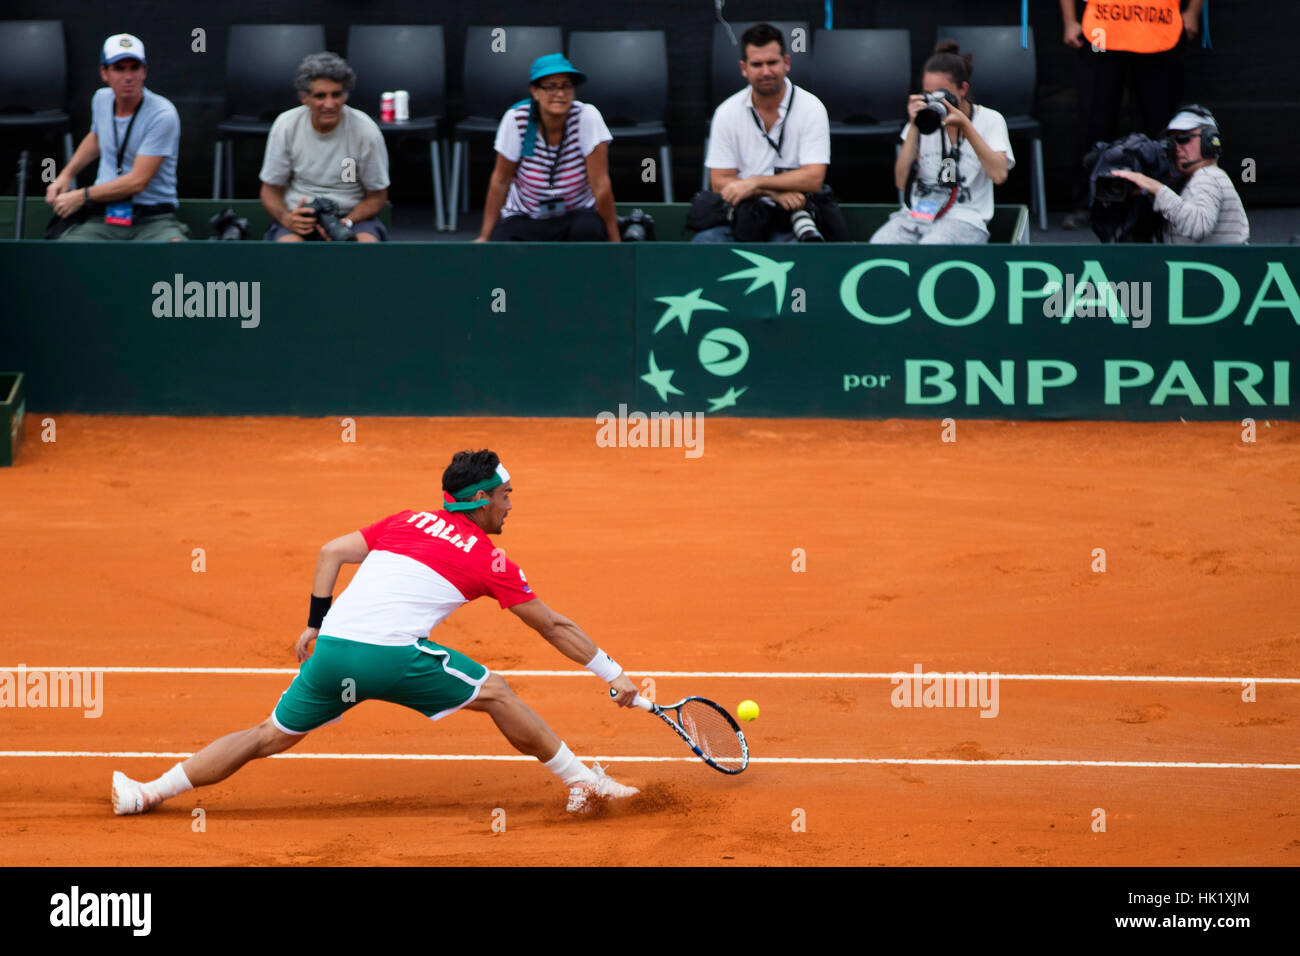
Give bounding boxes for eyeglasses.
[1172,131,1197,144]
[537,82,575,94]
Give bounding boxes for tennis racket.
[611,689,750,774]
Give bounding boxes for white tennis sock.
[142,763,194,803]
[542,742,597,786]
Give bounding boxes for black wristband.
[308,593,332,629]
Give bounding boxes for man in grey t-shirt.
[46,33,187,241]
[259,52,391,242]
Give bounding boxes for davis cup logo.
[642,250,795,411]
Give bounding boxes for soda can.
[394,89,410,122]
[380,92,395,123]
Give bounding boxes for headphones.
[1174,104,1223,159]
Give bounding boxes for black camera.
[208,208,249,241]
[914,89,960,135]
[619,208,656,242]
[307,196,357,242]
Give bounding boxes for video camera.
[1085,133,1181,242]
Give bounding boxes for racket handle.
[609,687,656,711]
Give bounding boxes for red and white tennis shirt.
[319,504,535,646]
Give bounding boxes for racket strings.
[679,700,746,769]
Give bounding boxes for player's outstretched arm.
[510,598,637,706]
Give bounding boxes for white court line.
[3,666,1299,684]
[2,751,1298,770]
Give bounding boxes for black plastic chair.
[935,25,1047,230]
[812,29,909,138]
[0,20,74,238]
[568,30,672,203]
[348,25,447,230]
[213,24,326,199]
[705,20,811,189]
[448,25,562,232]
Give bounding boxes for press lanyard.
[936,104,971,180]
[749,84,796,158]
[113,97,144,176]
[544,112,569,190]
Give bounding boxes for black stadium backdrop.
[3,0,1298,210]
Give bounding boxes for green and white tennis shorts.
[271,635,489,734]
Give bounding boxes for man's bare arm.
[510,597,600,666]
[311,531,370,596]
[510,598,637,705]
[712,164,827,203]
[296,531,369,661]
[345,188,387,225]
[46,132,101,202]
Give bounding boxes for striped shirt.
[1154,165,1250,245]
[494,100,611,217]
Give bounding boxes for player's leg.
[113,636,360,815]
[181,717,305,785]
[397,641,637,811]
[462,672,561,759]
[464,673,638,811]
[111,719,304,816]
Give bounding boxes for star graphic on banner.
[640,351,685,402]
[719,250,794,314]
[652,288,728,334]
[707,386,749,412]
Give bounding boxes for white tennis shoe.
[566,762,638,814]
[112,771,160,816]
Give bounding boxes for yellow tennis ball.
[737,699,759,722]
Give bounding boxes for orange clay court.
[2,415,1298,866]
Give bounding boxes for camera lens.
[790,210,824,242]
[915,105,943,135]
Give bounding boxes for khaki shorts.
[57,212,190,241]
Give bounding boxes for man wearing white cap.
[1110,105,1249,244]
[45,33,186,240]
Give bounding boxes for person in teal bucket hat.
[475,53,621,241]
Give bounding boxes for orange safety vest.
[1082,1,1183,53]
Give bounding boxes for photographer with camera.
[691,23,845,244]
[259,53,390,242]
[1108,106,1249,244]
[870,41,1013,245]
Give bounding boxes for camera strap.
[544,111,571,191]
[748,84,796,159]
[112,96,144,176]
[905,103,970,219]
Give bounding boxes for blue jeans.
[691,225,795,243]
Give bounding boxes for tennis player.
[112,450,640,815]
